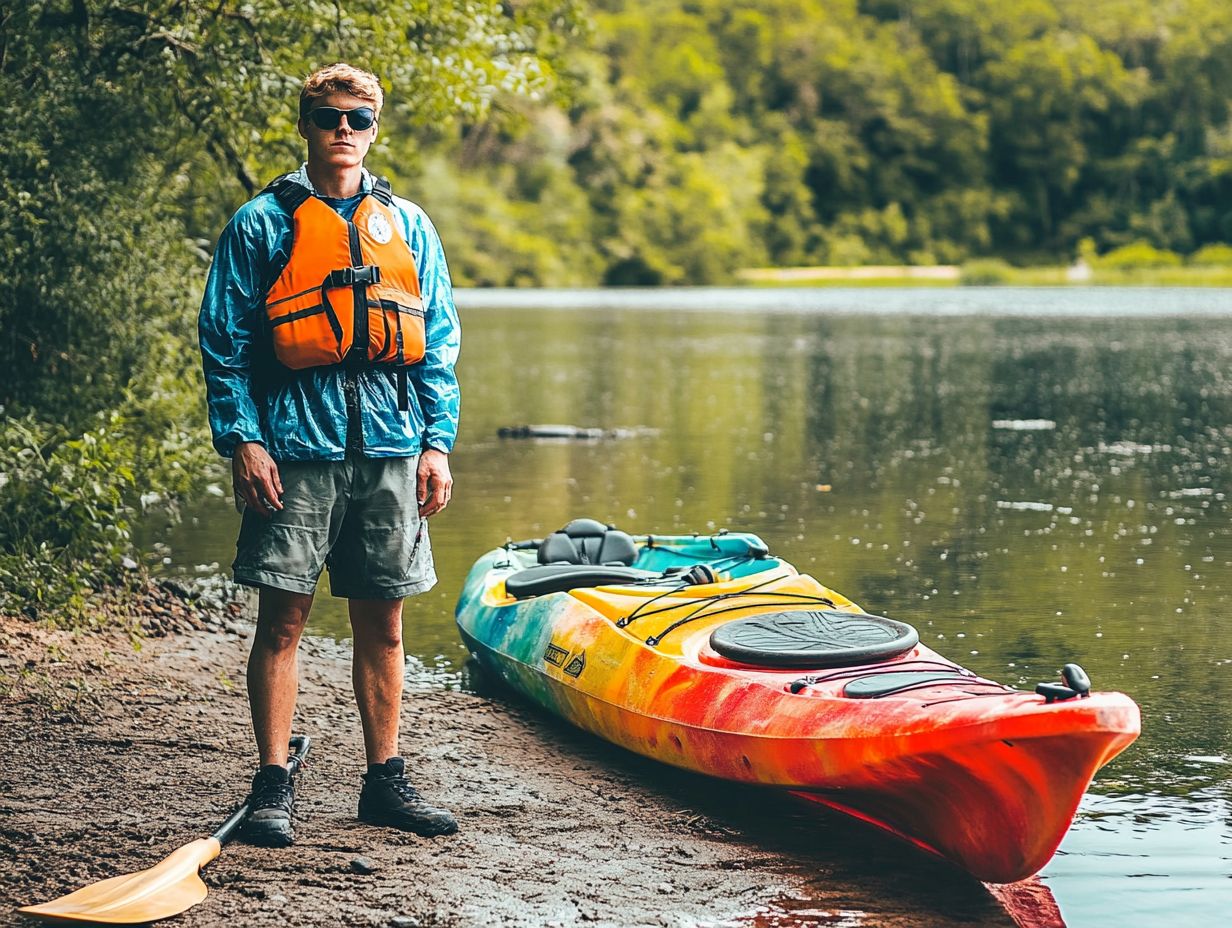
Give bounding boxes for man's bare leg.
[248,586,314,766]
[348,597,405,764]
[351,596,458,836]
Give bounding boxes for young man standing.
[198,63,461,846]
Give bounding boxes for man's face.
[298,91,378,171]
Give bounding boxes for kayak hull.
[456,535,1140,883]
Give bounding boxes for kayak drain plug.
[1036,662,1093,703]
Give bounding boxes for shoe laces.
[382,772,424,804]
[251,776,293,812]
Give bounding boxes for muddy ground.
[0,585,1058,927]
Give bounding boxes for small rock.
[350,856,377,874]
[389,917,420,928]
[162,579,194,599]
[268,894,288,906]
[655,881,675,894]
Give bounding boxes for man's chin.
[312,150,363,169]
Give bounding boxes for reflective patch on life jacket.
[367,211,393,244]
[262,177,426,373]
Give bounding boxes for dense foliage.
[415,0,1232,284]
[0,0,580,618]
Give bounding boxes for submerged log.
[497,424,658,440]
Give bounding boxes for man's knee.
[255,589,313,651]
[256,618,306,652]
[350,601,404,650]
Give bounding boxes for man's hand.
[417,449,453,518]
[233,442,284,518]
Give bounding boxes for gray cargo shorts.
[232,455,436,600]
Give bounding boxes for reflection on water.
[154,288,1232,925]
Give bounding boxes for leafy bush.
[0,400,210,624]
[1095,242,1184,269]
[0,415,131,621]
[960,258,1014,286]
[1188,243,1232,267]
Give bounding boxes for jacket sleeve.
[198,206,268,457]
[406,209,461,454]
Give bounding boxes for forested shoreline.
[411,0,1232,286]
[2,0,1230,619]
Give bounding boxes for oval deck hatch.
[709,609,919,669]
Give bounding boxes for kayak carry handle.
[1062,663,1091,695]
[505,538,543,550]
[1036,663,1092,704]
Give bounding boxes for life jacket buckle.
[326,265,381,288]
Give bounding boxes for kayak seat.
[506,564,658,599]
[538,518,638,567]
[710,609,919,669]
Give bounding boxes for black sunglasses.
[306,106,376,131]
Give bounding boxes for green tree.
[0,0,581,617]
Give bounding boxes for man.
[198,63,461,846]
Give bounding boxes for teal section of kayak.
[453,531,783,716]
[631,532,778,577]
[455,546,576,714]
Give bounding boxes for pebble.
[389,918,420,928]
[268,894,288,906]
[350,856,377,874]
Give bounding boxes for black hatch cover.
[709,609,919,669]
[843,671,972,698]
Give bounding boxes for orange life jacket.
[261,176,425,390]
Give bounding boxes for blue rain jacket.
[198,165,460,461]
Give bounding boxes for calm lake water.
[157,287,1232,925]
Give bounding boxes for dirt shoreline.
[1,585,1050,927]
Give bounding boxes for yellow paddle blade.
[18,837,221,924]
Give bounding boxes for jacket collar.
[287,163,373,197]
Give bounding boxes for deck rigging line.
[617,571,840,646]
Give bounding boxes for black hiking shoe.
[241,764,295,847]
[358,757,458,837]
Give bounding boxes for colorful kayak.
[455,519,1141,883]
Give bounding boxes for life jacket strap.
[265,174,313,213]
[397,367,409,412]
[372,176,394,206]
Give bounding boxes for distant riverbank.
[738,263,1232,288]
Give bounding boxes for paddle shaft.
[211,734,311,844]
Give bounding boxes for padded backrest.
[538,518,637,566]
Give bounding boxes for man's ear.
[296,117,307,140]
